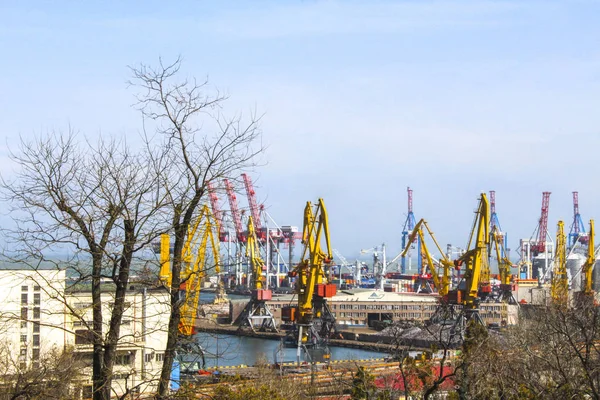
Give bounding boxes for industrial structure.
[401,187,419,274]
[235,216,278,332]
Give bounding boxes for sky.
[0,1,599,264]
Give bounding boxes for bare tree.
[1,133,169,400]
[129,57,262,397]
[0,343,84,400]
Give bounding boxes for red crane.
[532,192,551,255]
[224,178,246,243]
[241,173,266,240]
[207,181,229,242]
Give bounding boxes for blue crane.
[401,187,420,274]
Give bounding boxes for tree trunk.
[100,220,135,400]
[92,252,105,400]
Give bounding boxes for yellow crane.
[159,205,220,336]
[582,219,595,299]
[451,193,489,324]
[400,219,452,296]
[236,216,278,332]
[551,221,568,306]
[287,199,336,347]
[490,225,517,304]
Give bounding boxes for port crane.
[360,244,387,290]
[400,219,453,296]
[489,225,517,304]
[236,216,278,332]
[224,178,247,286]
[443,193,489,331]
[551,221,568,307]
[581,219,595,301]
[159,205,221,336]
[531,192,552,256]
[569,191,588,249]
[286,199,336,359]
[241,173,266,241]
[401,187,419,274]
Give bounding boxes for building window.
[145,353,153,363]
[21,307,27,320]
[156,353,164,362]
[33,322,40,333]
[115,354,132,365]
[34,293,40,305]
[75,330,94,345]
[122,319,131,326]
[33,307,40,319]
[21,293,28,304]
[32,348,40,361]
[32,335,40,347]
[33,285,40,292]
[21,285,28,292]
[21,321,27,329]
[20,348,27,357]
[20,334,27,343]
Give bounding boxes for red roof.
[375,365,455,392]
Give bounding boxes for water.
[192,292,385,368]
[182,333,386,369]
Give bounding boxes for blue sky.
[1,1,599,264]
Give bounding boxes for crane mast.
[241,173,265,241]
[569,191,588,248]
[235,216,278,332]
[582,219,595,297]
[532,192,551,255]
[551,221,568,307]
[223,178,246,243]
[453,193,489,325]
[490,225,516,304]
[207,181,229,242]
[160,205,220,337]
[288,199,336,354]
[401,187,418,274]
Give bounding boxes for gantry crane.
[235,216,278,332]
[400,219,453,296]
[286,199,336,353]
[551,221,568,307]
[569,191,588,248]
[401,187,419,274]
[159,205,220,337]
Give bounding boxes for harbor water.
[186,332,386,369]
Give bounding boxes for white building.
[0,268,171,398]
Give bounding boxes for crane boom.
[223,178,246,243]
[455,193,489,313]
[532,192,551,255]
[292,199,336,345]
[583,219,595,296]
[207,181,228,242]
[160,205,220,336]
[241,173,265,240]
[401,219,452,295]
[246,216,266,290]
[551,221,568,306]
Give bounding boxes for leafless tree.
[128,57,262,397]
[1,133,169,400]
[0,343,84,400]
